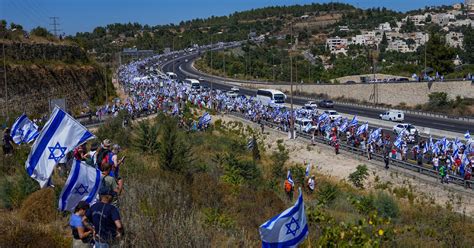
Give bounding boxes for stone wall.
[243,80,474,106]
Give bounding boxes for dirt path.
[217,114,474,217]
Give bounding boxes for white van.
[166,72,178,80]
[379,110,404,122]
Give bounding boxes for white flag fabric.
[259,189,308,248]
[25,107,95,188]
[58,160,101,212]
[11,114,40,144]
[287,170,294,186]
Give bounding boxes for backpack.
[96,148,110,169]
[284,180,292,193]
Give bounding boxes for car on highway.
[226,87,239,98]
[304,101,318,108]
[324,110,341,121]
[379,110,404,122]
[393,124,419,143]
[319,99,334,108]
[198,77,204,81]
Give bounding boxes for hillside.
[0,36,114,118]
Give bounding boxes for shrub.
[270,139,289,179]
[133,120,160,154]
[95,110,130,147]
[18,188,58,223]
[348,164,369,189]
[374,192,399,219]
[158,116,193,172]
[0,170,39,209]
[202,208,235,229]
[317,181,340,205]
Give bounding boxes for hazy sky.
[0,0,461,34]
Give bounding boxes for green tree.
[425,32,456,74]
[158,115,193,172]
[30,26,51,37]
[462,25,474,63]
[379,32,388,53]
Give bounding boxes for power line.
[49,17,61,37]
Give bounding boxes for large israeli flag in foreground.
[58,160,101,212]
[259,189,308,248]
[25,107,95,188]
[11,114,40,144]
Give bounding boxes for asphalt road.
[157,52,472,135]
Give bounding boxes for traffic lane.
[171,56,469,135]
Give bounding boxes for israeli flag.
[199,112,212,126]
[58,160,101,212]
[317,113,328,123]
[367,128,381,144]
[355,122,368,136]
[25,107,95,188]
[259,189,308,248]
[305,163,311,177]
[348,115,358,127]
[338,118,348,132]
[465,131,471,140]
[287,170,294,186]
[394,135,404,149]
[304,123,312,133]
[11,114,40,144]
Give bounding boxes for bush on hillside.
[0,170,39,209]
[374,191,399,219]
[19,188,58,224]
[133,119,160,154]
[348,164,369,189]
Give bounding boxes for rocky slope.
[0,40,108,116]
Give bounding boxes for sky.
[0,0,461,35]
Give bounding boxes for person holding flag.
[259,188,309,248]
[284,170,294,201]
[11,114,40,144]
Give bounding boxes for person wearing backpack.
[96,139,112,170]
[284,179,293,201]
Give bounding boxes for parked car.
[324,110,341,121]
[379,110,404,122]
[304,101,318,108]
[319,99,334,108]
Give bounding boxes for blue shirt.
[86,202,121,242]
[70,214,83,228]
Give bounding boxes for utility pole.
[290,23,294,139]
[424,34,427,80]
[49,17,61,37]
[3,43,8,121]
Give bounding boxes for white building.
[338,25,350,32]
[432,13,451,26]
[326,36,348,51]
[378,22,391,31]
[387,39,411,53]
[353,35,367,46]
[446,32,464,48]
[407,15,426,26]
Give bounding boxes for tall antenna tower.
[49,17,61,37]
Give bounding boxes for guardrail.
[293,95,474,123]
[229,112,474,191]
[182,56,473,123]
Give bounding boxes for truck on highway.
[380,110,404,122]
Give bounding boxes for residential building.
[378,22,391,31]
[387,39,411,53]
[468,0,474,18]
[432,13,451,26]
[326,36,348,51]
[446,32,464,48]
[338,25,350,32]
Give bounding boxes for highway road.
[158,52,472,135]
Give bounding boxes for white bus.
[166,72,178,80]
[256,89,286,106]
[184,78,201,91]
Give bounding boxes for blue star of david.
[48,142,67,162]
[16,129,24,137]
[74,184,89,196]
[285,217,300,237]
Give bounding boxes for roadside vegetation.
[1,108,473,247]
